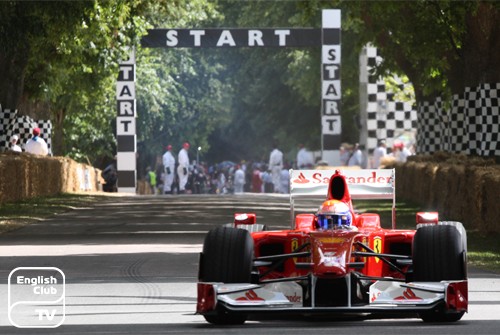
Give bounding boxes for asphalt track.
[0,194,499,335]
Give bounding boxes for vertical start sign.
[116,50,137,193]
[321,9,341,165]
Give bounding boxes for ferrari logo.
[362,237,368,263]
[291,239,299,263]
[373,236,382,263]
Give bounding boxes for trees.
[0,0,219,165]
[340,0,499,100]
[207,0,499,162]
[0,1,144,161]
[1,1,497,165]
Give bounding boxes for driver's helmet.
[316,200,352,230]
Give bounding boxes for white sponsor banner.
[290,169,394,199]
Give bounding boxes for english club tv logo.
[8,267,65,328]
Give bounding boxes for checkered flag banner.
[417,83,499,156]
[362,45,499,157]
[363,45,417,154]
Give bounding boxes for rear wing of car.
[289,169,396,229]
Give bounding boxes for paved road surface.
[0,194,499,334]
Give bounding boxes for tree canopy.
[0,0,498,167]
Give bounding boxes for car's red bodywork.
[197,169,468,324]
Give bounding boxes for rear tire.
[199,227,254,324]
[412,223,467,322]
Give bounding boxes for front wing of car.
[197,279,468,316]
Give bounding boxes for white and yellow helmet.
[316,200,352,230]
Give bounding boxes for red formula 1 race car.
[197,169,468,325]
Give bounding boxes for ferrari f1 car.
[197,169,467,324]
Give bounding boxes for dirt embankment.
[384,152,500,233]
[0,152,103,204]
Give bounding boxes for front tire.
[199,227,254,324]
[412,223,467,322]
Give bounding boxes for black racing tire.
[199,226,254,324]
[412,223,467,322]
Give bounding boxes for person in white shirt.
[279,166,290,194]
[296,144,314,169]
[268,143,283,193]
[25,127,48,156]
[162,144,176,194]
[372,140,387,168]
[339,144,350,166]
[394,142,413,163]
[347,143,363,167]
[10,135,22,152]
[233,165,245,194]
[177,142,190,194]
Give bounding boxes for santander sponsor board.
[290,169,395,198]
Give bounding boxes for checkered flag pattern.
[364,46,418,154]
[448,94,467,153]
[364,46,499,157]
[471,83,500,156]
[417,83,499,156]
[416,101,440,154]
[0,107,52,154]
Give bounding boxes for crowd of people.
[144,139,414,195]
[340,140,414,169]
[144,141,295,195]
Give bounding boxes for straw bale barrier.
[0,152,102,204]
[383,152,500,233]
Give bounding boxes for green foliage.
[1,0,497,167]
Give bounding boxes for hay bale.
[0,153,103,204]
[387,154,500,232]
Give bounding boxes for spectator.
[217,169,227,194]
[268,142,283,193]
[10,135,22,152]
[233,165,245,194]
[244,161,253,192]
[177,142,190,194]
[145,166,157,194]
[346,143,363,167]
[339,143,350,166]
[296,144,314,169]
[252,165,262,193]
[394,142,413,163]
[262,169,274,193]
[101,161,117,192]
[372,140,387,168]
[25,127,48,156]
[162,144,176,194]
[280,165,290,194]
